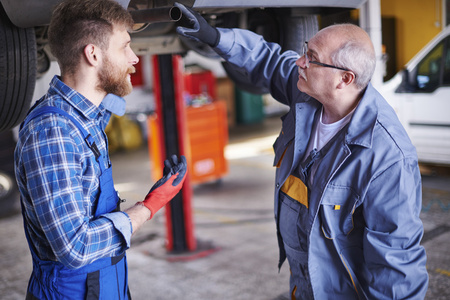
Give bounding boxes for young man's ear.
[83,44,100,67]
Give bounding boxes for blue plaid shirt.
[15,76,132,269]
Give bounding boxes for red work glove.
[142,155,187,219]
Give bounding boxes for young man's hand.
[142,155,187,219]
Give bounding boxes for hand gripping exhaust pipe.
[129,6,182,24]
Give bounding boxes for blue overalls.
[21,106,130,300]
[277,145,335,298]
[274,108,365,299]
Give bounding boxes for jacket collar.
[344,83,378,149]
[297,83,378,150]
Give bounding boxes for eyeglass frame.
[302,41,352,73]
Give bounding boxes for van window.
[443,38,450,85]
[416,41,444,91]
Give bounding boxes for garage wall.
[381,0,443,71]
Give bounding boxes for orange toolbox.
[148,101,228,184]
[185,101,228,184]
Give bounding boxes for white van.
[379,26,450,166]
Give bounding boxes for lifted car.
[0,0,367,131]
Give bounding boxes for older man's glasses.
[302,42,351,72]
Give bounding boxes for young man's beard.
[98,55,135,97]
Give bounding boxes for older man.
[176,3,428,299]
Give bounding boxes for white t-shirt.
[302,107,354,184]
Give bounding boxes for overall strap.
[22,106,102,161]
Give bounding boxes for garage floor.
[0,116,448,299]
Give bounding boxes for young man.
[175,3,428,299]
[14,0,186,299]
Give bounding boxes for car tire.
[0,3,36,132]
[222,11,318,94]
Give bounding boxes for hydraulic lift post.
[152,54,196,253]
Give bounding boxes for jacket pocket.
[279,192,308,251]
[320,185,359,239]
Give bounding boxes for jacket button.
[276,183,280,188]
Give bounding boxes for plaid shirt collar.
[48,75,126,120]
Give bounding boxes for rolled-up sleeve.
[102,211,132,248]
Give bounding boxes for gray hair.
[330,37,376,90]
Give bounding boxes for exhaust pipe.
[130,6,182,24]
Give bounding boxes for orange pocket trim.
[281,175,308,208]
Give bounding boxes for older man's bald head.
[312,24,376,89]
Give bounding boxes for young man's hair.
[48,0,134,76]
